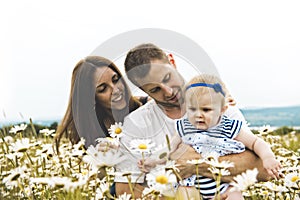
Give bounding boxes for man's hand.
[219,150,272,182]
[170,143,203,179]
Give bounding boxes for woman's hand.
[96,138,119,152]
[226,94,236,106]
[137,158,156,173]
[137,158,167,173]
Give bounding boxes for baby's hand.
[263,157,282,179]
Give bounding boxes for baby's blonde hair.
[185,74,228,106]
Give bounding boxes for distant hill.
[1,106,300,129]
[241,105,300,127]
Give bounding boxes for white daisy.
[30,177,53,185]
[142,187,155,198]
[94,188,105,200]
[73,137,86,150]
[5,152,23,161]
[96,137,120,148]
[9,123,27,134]
[230,168,258,192]
[116,193,132,200]
[108,122,124,139]
[259,125,274,135]
[11,138,32,152]
[35,143,54,157]
[284,172,300,188]
[83,145,126,168]
[4,180,18,189]
[202,151,220,161]
[208,166,231,176]
[151,144,169,159]
[262,182,289,193]
[3,136,14,143]
[94,180,111,199]
[39,128,56,137]
[164,160,180,173]
[146,167,177,194]
[206,159,234,170]
[187,158,206,165]
[2,166,28,187]
[129,139,155,154]
[48,177,72,188]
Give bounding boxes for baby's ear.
[167,53,177,68]
[221,104,228,114]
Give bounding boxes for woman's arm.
[170,143,271,182]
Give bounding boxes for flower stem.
[215,170,221,200]
[195,164,203,199]
[29,118,37,137]
[141,151,146,172]
[125,174,135,199]
[25,151,34,166]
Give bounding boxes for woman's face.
[95,66,127,110]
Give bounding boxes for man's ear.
[167,53,177,68]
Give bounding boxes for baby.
[175,74,281,199]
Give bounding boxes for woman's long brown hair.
[55,56,141,152]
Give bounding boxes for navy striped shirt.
[176,115,245,198]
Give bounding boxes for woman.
[55,56,147,151]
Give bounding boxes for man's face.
[135,60,185,107]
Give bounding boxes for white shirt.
[114,100,248,183]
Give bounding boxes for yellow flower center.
[82,170,88,175]
[115,128,122,134]
[262,191,268,195]
[138,144,147,149]
[156,175,168,184]
[291,176,299,182]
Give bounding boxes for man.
[115,43,270,197]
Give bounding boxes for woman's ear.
[167,53,177,68]
[226,94,236,106]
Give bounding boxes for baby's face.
[186,88,224,130]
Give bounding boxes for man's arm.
[170,143,271,182]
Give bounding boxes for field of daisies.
[0,122,299,200]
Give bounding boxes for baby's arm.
[235,128,282,179]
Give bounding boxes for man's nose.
[161,84,173,96]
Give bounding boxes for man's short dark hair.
[124,43,170,86]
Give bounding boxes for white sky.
[1,0,300,121]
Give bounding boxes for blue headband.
[186,83,226,97]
